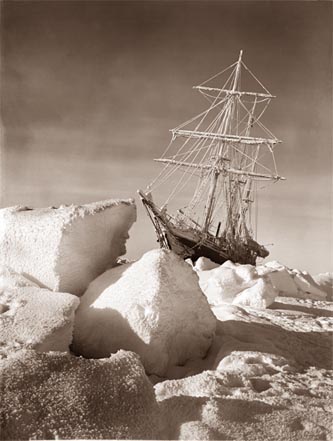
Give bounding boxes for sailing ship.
[138,50,285,265]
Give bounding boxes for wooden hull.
[138,190,268,266]
[165,229,230,265]
[164,225,262,266]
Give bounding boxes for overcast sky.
[1,0,332,273]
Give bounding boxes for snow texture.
[197,260,278,308]
[0,266,79,356]
[0,349,161,440]
[73,249,216,376]
[0,199,136,296]
[155,294,333,440]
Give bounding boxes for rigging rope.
[241,61,271,94]
[146,52,281,238]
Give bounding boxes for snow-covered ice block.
[0,349,161,440]
[291,270,327,300]
[197,261,277,308]
[0,267,79,356]
[313,272,333,300]
[198,265,244,305]
[0,199,136,296]
[233,277,277,308]
[262,261,299,296]
[195,256,220,271]
[73,249,216,376]
[262,262,327,300]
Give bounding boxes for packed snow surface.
[155,294,333,440]
[73,249,216,376]
[0,349,161,440]
[0,266,79,356]
[0,199,136,296]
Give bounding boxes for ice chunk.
[263,261,299,296]
[0,267,79,356]
[73,249,216,376]
[233,277,277,309]
[0,349,161,440]
[263,262,327,300]
[0,199,136,296]
[195,256,220,271]
[198,266,244,305]
[313,272,333,300]
[291,270,327,300]
[197,262,277,308]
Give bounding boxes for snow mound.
[0,199,136,296]
[0,349,161,440]
[155,369,240,400]
[215,351,293,376]
[260,261,327,300]
[0,267,79,356]
[73,249,216,376]
[197,260,277,308]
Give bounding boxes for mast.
[202,49,243,233]
[144,50,284,243]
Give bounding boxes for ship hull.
[165,229,230,265]
[138,190,267,266]
[164,223,260,266]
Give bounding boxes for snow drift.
[155,292,333,440]
[73,249,216,376]
[0,266,79,356]
[0,199,136,296]
[0,349,161,440]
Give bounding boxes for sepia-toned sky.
[1,0,332,274]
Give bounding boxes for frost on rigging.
[139,51,285,266]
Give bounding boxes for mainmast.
[202,50,243,233]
